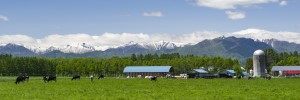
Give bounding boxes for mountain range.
[0,36,299,60]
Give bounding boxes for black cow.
[98,74,104,79]
[248,76,254,80]
[264,74,271,80]
[72,75,80,80]
[43,76,56,83]
[15,76,26,84]
[150,76,157,81]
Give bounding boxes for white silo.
[253,50,266,77]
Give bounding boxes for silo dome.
[253,50,265,56]
[253,49,266,77]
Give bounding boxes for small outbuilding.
[123,66,174,78]
[187,69,208,78]
[219,70,236,78]
[271,66,300,76]
[219,70,248,78]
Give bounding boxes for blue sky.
[0,0,299,38]
[1,0,300,52]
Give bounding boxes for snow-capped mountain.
[5,38,300,55]
[0,41,182,54]
[19,43,97,54]
[44,46,59,53]
[262,39,277,47]
[45,43,96,54]
[141,41,178,50]
[3,36,300,60]
[117,41,180,51]
[262,39,300,52]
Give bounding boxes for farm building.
[187,69,208,78]
[219,70,236,78]
[219,70,248,78]
[123,66,174,78]
[271,66,300,76]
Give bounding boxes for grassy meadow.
[1,77,300,100]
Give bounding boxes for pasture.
[1,77,300,100]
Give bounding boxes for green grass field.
[1,77,300,100]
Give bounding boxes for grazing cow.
[72,75,80,80]
[90,75,94,81]
[15,76,26,84]
[137,75,142,78]
[248,76,254,80]
[43,76,56,83]
[25,76,29,82]
[264,74,271,80]
[150,76,157,81]
[236,76,242,79]
[48,76,57,82]
[43,76,48,83]
[98,74,104,79]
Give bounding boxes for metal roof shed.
[123,66,173,78]
[187,69,209,78]
[271,66,300,71]
[123,66,173,72]
[219,70,248,78]
[193,69,209,74]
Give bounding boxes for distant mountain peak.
[262,38,300,52]
[2,36,300,60]
[124,41,139,46]
[0,43,35,56]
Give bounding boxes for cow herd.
[15,74,106,84]
[14,73,269,84]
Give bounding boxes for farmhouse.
[123,66,174,78]
[271,66,300,77]
[187,69,208,78]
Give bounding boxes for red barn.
[271,66,300,77]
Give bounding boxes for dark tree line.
[0,54,56,76]
[0,53,239,76]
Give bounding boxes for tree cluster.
[0,53,239,76]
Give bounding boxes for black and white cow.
[15,75,26,84]
[264,74,272,80]
[43,76,56,83]
[72,75,80,80]
[25,76,29,82]
[150,76,157,81]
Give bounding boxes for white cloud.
[195,0,279,10]
[225,11,246,20]
[279,1,287,6]
[143,11,163,17]
[0,15,8,22]
[1,29,300,51]
[0,35,36,47]
[232,28,300,43]
[193,0,286,20]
